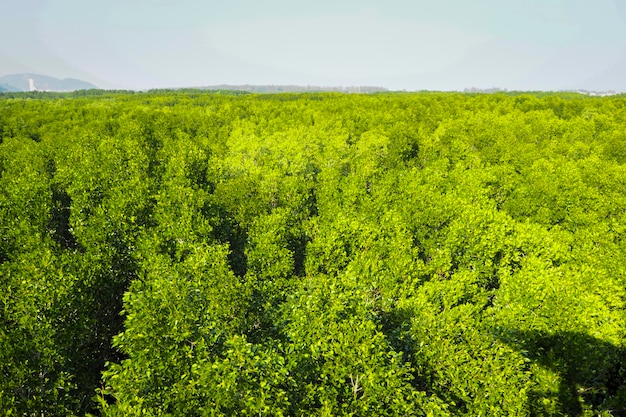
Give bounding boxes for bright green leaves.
[0,131,83,415]
[148,128,213,261]
[192,336,292,416]
[246,209,295,282]
[405,285,534,416]
[101,244,250,416]
[0,135,52,254]
[0,249,81,416]
[281,273,446,416]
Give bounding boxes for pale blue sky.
[2,0,626,91]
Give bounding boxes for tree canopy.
[1,91,625,416]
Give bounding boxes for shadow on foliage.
[59,249,137,413]
[376,307,470,410]
[48,187,81,251]
[205,203,248,277]
[496,328,626,416]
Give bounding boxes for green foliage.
[1,91,625,415]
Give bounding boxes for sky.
[2,0,626,91]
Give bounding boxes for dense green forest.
[1,91,625,416]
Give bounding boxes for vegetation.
[1,91,625,416]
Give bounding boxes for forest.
[1,90,625,416]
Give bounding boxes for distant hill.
[0,73,98,92]
[185,84,389,93]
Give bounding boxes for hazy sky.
[2,0,626,91]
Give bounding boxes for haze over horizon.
[2,0,626,92]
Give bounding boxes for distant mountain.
[0,81,20,92]
[0,73,98,92]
